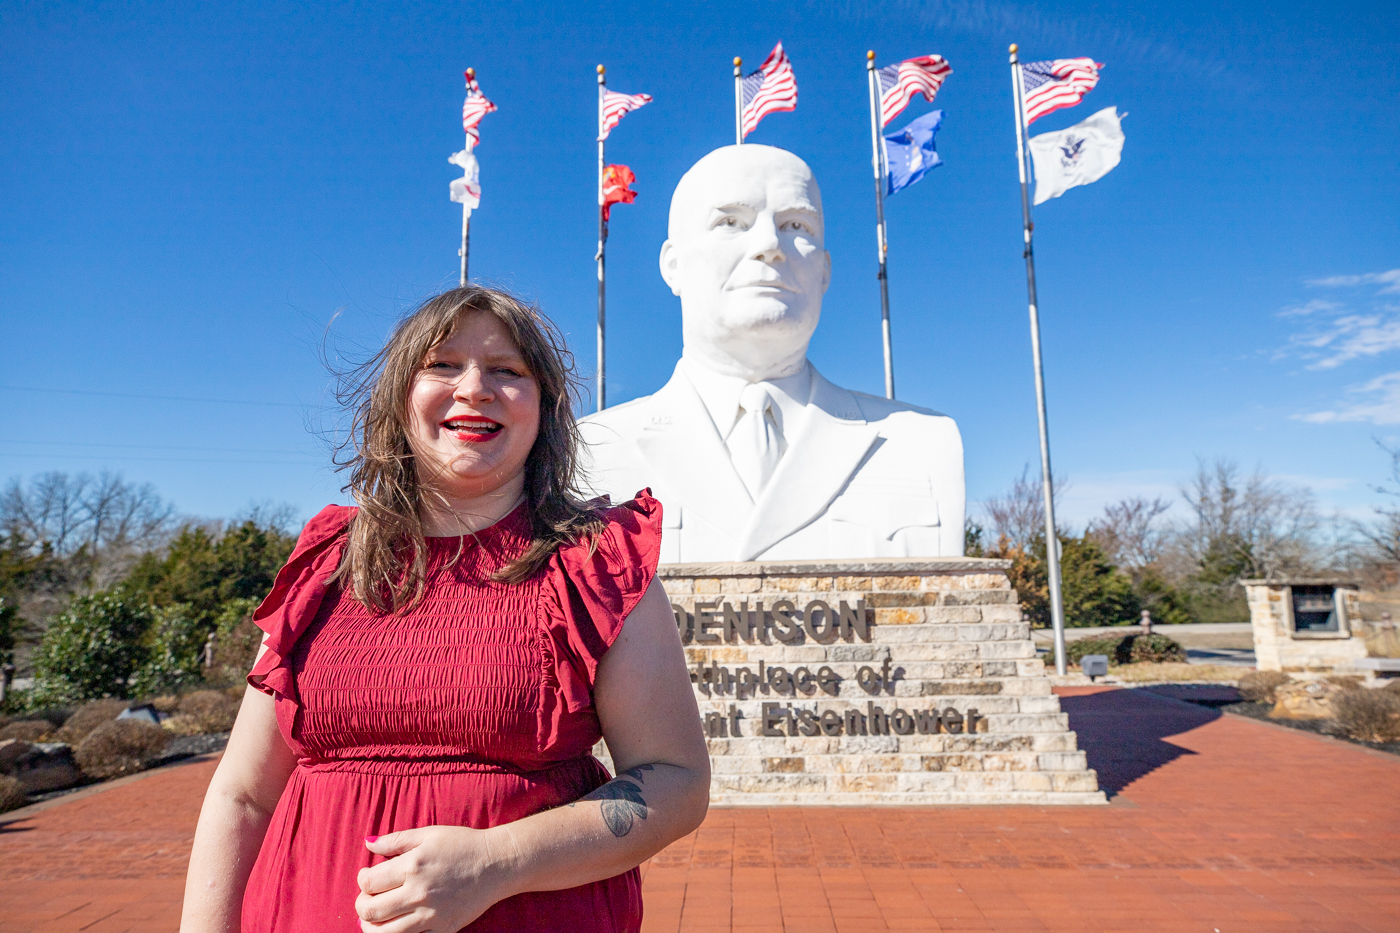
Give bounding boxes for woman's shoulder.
[557,489,662,569]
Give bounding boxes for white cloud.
[1307,269,1400,294]
[1277,298,1342,318]
[1291,312,1400,369]
[1298,371,1400,425]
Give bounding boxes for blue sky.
[2,0,1398,530]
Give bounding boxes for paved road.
[3,687,1397,932]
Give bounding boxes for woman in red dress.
[179,287,709,932]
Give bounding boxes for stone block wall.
[605,557,1104,806]
[1245,581,1368,676]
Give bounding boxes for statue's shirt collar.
[680,356,811,443]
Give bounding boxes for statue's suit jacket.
[578,361,965,563]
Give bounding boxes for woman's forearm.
[492,760,709,897]
[180,789,276,932]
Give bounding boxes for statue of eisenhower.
[579,144,965,564]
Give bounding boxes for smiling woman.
[178,286,709,933]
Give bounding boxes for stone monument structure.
[584,145,1103,804]
[579,145,964,563]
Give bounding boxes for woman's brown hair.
[331,286,605,613]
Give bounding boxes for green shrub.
[1333,689,1400,743]
[53,698,130,746]
[1238,670,1291,704]
[206,597,263,686]
[30,593,154,705]
[74,719,169,779]
[1059,632,1188,667]
[0,775,25,813]
[131,604,208,698]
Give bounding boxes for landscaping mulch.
[1149,683,1400,757]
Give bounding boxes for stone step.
[707,751,1089,774]
[709,769,1104,796]
[709,789,1108,806]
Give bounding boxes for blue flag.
[883,109,943,195]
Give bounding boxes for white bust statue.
[579,144,965,563]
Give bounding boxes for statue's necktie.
[730,383,782,502]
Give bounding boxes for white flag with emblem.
[448,149,480,210]
[1028,106,1124,206]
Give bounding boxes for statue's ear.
[659,240,682,297]
[821,249,831,294]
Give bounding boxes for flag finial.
[867,50,875,61]
[597,64,605,75]
[733,56,742,66]
[465,67,475,78]
[1008,44,1018,53]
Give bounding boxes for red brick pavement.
[2,687,1397,932]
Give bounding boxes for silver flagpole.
[459,67,476,287]
[865,51,895,400]
[733,57,743,144]
[596,64,607,412]
[1009,44,1067,675]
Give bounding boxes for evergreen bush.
[1058,632,1188,667]
[30,593,153,705]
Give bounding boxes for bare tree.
[982,465,1068,548]
[1173,459,1319,581]
[1,471,175,559]
[1086,497,1172,573]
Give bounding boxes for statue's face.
[661,147,830,372]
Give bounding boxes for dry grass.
[1109,663,1244,684]
[162,690,240,736]
[0,720,54,742]
[74,719,169,779]
[0,775,25,813]
[1333,689,1400,743]
[54,699,130,746]
[1238,670,1291,703]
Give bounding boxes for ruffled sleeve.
[246,504,356,704]
[542,490,663,714]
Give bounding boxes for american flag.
[875,54,952,126]
[599,90,653,141]
[741,42,798,139]
[1021,58,1103,125]
[461,69,497,147]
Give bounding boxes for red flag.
[601,164,637,221]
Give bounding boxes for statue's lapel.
[736,368,880,560]
[634,364,754,533]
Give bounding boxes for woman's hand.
[355,826,516,933]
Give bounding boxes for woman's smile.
[441,415,504,443]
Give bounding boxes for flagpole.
[1009,44,1067,676]
[459,67,476,287]
[596,64,607,412]
[733,57,743,144]
[865,51,895,400]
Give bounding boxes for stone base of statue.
[602,557,1106,806]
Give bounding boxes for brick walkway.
[2,687,1397,932]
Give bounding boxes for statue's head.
[660,145,830,381]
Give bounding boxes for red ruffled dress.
[241,494,661,933]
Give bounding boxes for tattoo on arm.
[579,777,649,838]
[621,764,654,783]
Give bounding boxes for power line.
[0,452,319,466]
[0,385,308,409]
[3,439,310,456]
